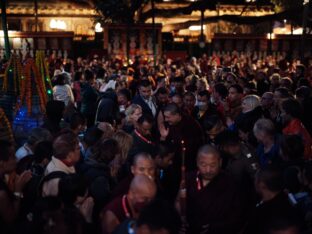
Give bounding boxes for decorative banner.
[49,38,59,50]
[143,30,154,55]
[246,40,256,52]
[128,29,140,56]
[37,38,47,50]
[108,29,122,55]
[224,39,233,51]
[282,40,290,51]
[212,40,221,51]
[259,39,267,51]
[272,39,279,51]
[0,108,14,143]
[235,40,244,51]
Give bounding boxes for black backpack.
[21,171,68,216]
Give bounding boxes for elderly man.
[111,152,156,198]
[177,145,243,234]
[260,92,274,119]
[101,175,157,234]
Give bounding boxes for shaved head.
[130,174,157,195]
[128,175,157,213]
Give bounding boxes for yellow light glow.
[49,19,67,30]
[95,23,103,33]
[189,25,206,31]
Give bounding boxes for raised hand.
[14,170,32,192]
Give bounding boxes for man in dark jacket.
[132,80,157,117]
[176,145,244,234]
[128,114,156,159]
[81,70,98,127]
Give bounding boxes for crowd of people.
[0,51,312,234]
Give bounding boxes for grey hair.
[197,145,220,160]
[253,118,275,137]
[243,95,261,111]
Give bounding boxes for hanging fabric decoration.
[19,58,47,115]
[36,51,53,100]
[0,108,14,143]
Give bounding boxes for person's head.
[171,76,184,93]
[171,93,183,108]
[183,92,196,110]
[253,118,275,143]
[255,167,284,199]
[280,77,293,90]
[241,95,260,113]
[117,88,131,106]
[127,175,157,214]
[136,114,154,136]
[196,78,209,92]
[125,104,142,123]
[131,153,156,180]
[274,87,291,105]
[215,130,241,156]
[163,103,182,126]
[53,132,80,166]
[0,140,16,174]
[91,138,119,165]
[212,83,228,102]
[27,127,53,148]
[203,115,225,141]
[270,73,281,87]
[139,80,152,100]
[154,142,175,169]
[224,72,237,88]
[33,141,53,165]
[112,130,133,164]
[155,87,169,106]
[54,74,66,86]
[74,71,82,82]
[197,90,210,111]
[83,126,103,147]
[69,113,86,135]
[295,86,311,103]
[261,92,274,109]
[136,199,181,234]
[84,69,95,85]
[228,84,243,103]
[196,145,222,182]
[295,64,305,78]
[280,135,304,161]
[97,122,115,140]
[281,98,302,125]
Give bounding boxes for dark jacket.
[186,171,244,234]
[81,83,98,117]
[78,158,112,205]
[95,91,119,123]
[132,95,156,117]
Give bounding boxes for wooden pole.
[1,0,11,59]
[151,0,156,67]
[34,0,38,32]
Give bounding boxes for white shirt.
[53,84,74,106]
[42,156,76,197]
[143,96,157,116]
[15,143,33,161]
